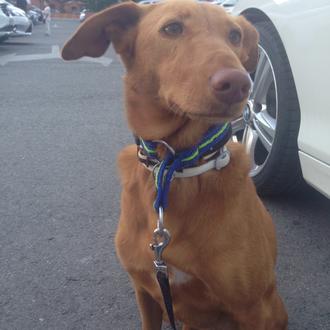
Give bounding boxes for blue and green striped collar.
[136,122,232,211]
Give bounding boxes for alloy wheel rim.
[232,45,278,176]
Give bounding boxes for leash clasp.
[150,207,171,274]
[151,228,171,261]
[151,227,171,275]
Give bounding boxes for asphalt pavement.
[0,20,329,330]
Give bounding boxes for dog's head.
[62,0,258,143]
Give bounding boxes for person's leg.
[46,20,50,35]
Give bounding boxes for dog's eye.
[229,29,242,45]
[162,22,184,37]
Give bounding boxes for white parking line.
[0,45,113,67]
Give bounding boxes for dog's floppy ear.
[236,16,259,73]
[62,2,141,62]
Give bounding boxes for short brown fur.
[62,1,288,329]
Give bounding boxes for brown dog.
[62,1,288,329]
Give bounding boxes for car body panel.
[4,1,32,36]
[0,2,13,39]
[234,0,330,198]
[0,9,10,31]
[299,151,330,199]
[138,0,160,4]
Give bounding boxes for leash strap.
[151,212,176,330]
[156,268,177,330]
[151,123,232,210]
[137,123,232,330]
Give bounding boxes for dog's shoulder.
[117,145,139,184]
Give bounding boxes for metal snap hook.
[157,206,164,231]
[151,227,171,262]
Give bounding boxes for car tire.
[0,35,9,43]
[234,20,303,196]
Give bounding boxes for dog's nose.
[210,69,251,105]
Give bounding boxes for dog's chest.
[169,266,193,286]
[163,267,234,329]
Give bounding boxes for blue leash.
[137,122,231,330]
[139,122,232,211]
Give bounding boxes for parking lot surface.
[0,20,330,330]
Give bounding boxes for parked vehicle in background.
[4,0,32,36]
[211,0,225,5]
[232,0,330,199]
[27,8,38,24]
[221,0,238,13]
[0,0,13,42]
[209,0,238,13]
[138,0,160,4]
[27,5,44,25]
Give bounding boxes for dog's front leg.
[234,288,288,330]
[135,287,163,330]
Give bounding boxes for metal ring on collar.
[153,140,176,155]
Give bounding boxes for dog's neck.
[125,85,218,151]
[165,120,216,150]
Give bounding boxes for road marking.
[78,54,113,67]
[0,45,113,67]
[0,53,17,66]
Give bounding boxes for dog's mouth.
[168,100,243,123]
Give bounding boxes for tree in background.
[82,0,119,12]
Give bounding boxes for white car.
[232,0,330,199]
[0,1,13,41]
[209,1,238,13]
[211,0,225,5]
[221,0,238,13]
[4,0,32,37]
[138,0,160,4]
